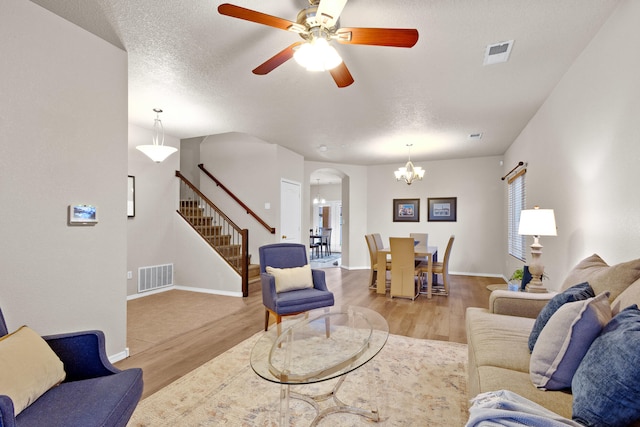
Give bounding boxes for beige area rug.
[128,333,469,426]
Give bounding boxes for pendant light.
[136,108,178,163]
[312,179,326,204]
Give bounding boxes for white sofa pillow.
[266,264,314,293]
[0,326,66,415]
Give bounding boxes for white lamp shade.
[518,208,557,236]
[136,144,178,163]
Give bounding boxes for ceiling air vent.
[483,40,514,65]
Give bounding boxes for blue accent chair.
[0,307,143,427]
[259,243,335,331]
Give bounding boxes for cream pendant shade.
[136,108,178,163]
[135,144,178,163]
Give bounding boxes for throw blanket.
[466,390,583,427]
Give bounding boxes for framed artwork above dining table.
[393,198,420,222]
[428,197,457,222]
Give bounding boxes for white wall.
[179,136,203,188]
[503,0,640,290]
[367,156,505,276]
[127,123,180,296]
[0,0,128,357]
[173,217,241,295]
[199,132,304,263]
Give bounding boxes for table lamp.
[518,206,557,292]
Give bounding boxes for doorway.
[309,168,344,266]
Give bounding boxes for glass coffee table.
[250,305,389,426]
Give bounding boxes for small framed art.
[393,198,420,222]
[428,197,457,222]
[68,204,98,225]
[127,175,135,217]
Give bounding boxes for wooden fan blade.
[252,42,303,75]
[218,3,299,32]
[316,0,348,28]
[329,62,354,88]
[336,27,419,48]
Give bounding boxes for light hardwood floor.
[115,268,498,399]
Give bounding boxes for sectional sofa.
[466,254,640,425]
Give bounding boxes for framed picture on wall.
[127,175,135,217]
[428,197,457,222]
[393,198,420,222]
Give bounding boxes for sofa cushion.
[0,326,66,416]
[530,292,611,390]
[572,305,640,427]
[612,278,640,315]
[476,366,574,420]
[266,264,313,293]
[561,254,640,302]
[466,308,534,374]
[16,368,143,427]
[528,282,594,352]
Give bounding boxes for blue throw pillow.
[572,305,640,426]
[528,282,594,352]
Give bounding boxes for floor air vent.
[138,263,173,293]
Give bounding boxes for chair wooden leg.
[443,272,450,295]
[264,309,270,331]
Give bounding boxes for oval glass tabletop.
[250,305,389,385]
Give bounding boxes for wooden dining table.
[377,245,438,298]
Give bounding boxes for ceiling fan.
[218,0,419,88]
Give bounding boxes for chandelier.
[136,109,178,163]
[394,144,425,185]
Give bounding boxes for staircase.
[176,171,257,296]
[179,200,241,264]
[179,200,261,286]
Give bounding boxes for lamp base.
[526,283,548,293]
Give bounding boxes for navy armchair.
[259,243,335,331]
[0,307,143,427]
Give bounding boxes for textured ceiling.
[31,0,620,170]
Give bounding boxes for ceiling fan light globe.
[293,38,342,71]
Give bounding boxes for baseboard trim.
[127,284,244,300]
[174,285,243,297]
[450,271,506,279]
[109,347,129,364]
[127,285,177,300]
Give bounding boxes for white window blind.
[508,169,526,261]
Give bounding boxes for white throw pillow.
[266,264,314,293]
[0,326,66,415]
[530,292,611,390]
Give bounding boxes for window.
[508,169,526,261]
